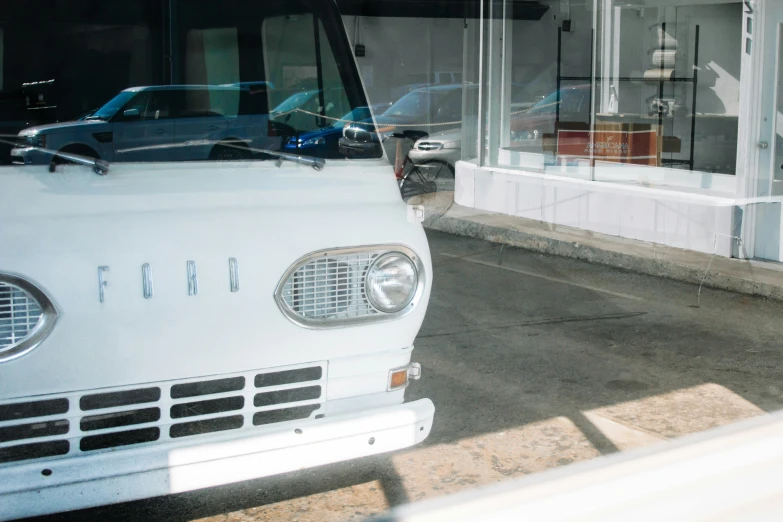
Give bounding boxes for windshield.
[3,1,376,164]
[271,91,317,115]
[86,91,137,121]
[530,90,561,113]
[384,90,443,119]
[331,106,371,128]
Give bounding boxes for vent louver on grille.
[92,131,113,143]
[282,254,375,321]
[0,274,58,363]
[0,363,326,466]
[275,245,425,328]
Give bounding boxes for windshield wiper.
[49,150,110,175]
[220,140,326,171]
[0,136,110,175]
[116,138,326,171]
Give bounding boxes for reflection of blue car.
[282,103,390,158]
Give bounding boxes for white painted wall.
[456,160,735,256]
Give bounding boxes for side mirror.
[123,108,140,120]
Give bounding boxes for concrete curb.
[424,212,783,301]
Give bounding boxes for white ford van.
[0,1,433,519]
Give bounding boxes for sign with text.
[557,127,658,166]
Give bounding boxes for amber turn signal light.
[387,363,422,391]
[389,369,408,390]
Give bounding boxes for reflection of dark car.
[389,71,463,102]
[282,103,390,158]
[11,85,272,165]
[509,85,591,144]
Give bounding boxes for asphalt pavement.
[28,230,783,522]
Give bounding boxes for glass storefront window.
[486,0,743,194]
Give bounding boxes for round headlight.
[365,253,418,313]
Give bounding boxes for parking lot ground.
[30,230,783,522]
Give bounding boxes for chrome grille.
[0,282,43,349]
[280,252,380,321]
[0,363,326,466]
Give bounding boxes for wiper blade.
[117,138,326,171]
[49,150,110,175]
[220,140,326,171]
[0,136,109,175]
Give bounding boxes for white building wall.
[456,161,735,256]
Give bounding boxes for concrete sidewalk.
[417,193,783,301]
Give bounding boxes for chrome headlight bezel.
[365,252,418,313]
[0,273,59,363]
[274,245,426,329]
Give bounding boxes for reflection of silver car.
[408,129,461,167]
[11,85,270,165]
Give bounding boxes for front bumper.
[408,147,460,165]
[0,398,434,520]
[10,146,49,165]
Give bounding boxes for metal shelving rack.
[555,23,700,170]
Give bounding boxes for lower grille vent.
[171,377,245,399]
[0,398,68,422]
[0,440,69,464]
[80,388,161,410]
[255,386,321,407]
[170,416,244,439]
[80,408,160,432]
[170,397,244,419]
[0,363,326,466]
[255,367,322,387]
[253,405,321,426]
[0,420,69,443]
[80,428,160,452]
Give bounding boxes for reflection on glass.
[490,0,742,190]
[1,0,379,167]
